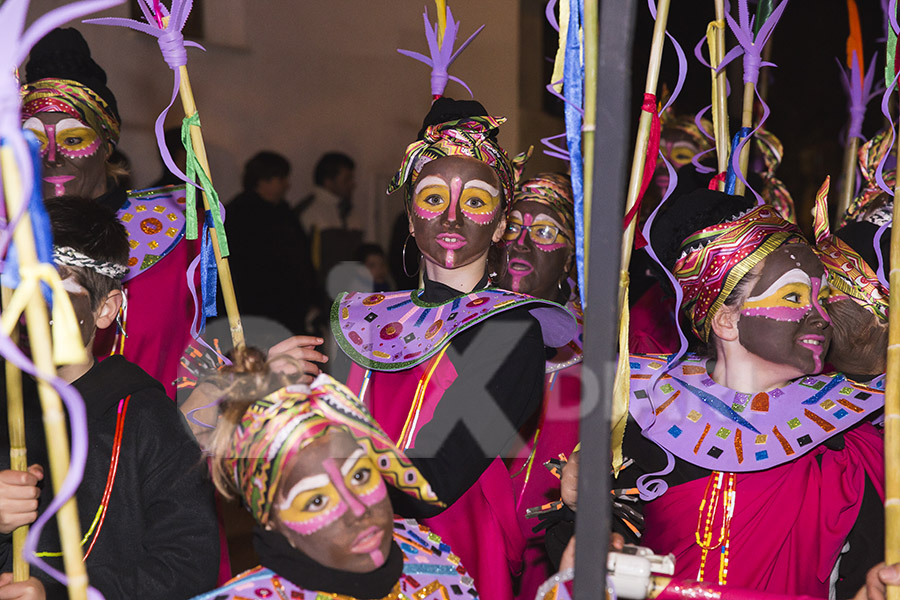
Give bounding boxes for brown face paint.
[498,201,572,300]
[23,112,108,199]
[737,244,832,375]
[272,430,394,574]
[409,156,503,271]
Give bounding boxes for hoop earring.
[402,234,420,279]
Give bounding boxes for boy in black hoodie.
[0,197,220,599]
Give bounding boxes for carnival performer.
[191,349,480,599]
[19,27,197,399]
[330,98,575,600]
[0,196,220,599]
[558,188,885,598]
[495,173,582,599]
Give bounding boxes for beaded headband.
[53,246,128,280]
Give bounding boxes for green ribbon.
[181,113,230,257]
[887,27,898,89]
[753,0,776,36]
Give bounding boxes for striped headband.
[673,205,805,342]
[812,178,888,321]
[513,173,575,248]
[226,375,441,525]
[53,246,128,280]
[388,115,518,212]
[21,78,121,151]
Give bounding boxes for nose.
[444,177,463,224]
[323,458,367,518]
[42,124,61,166]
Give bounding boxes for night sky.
[628,0,887,232]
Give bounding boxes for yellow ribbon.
[1,264,89,366]
[550,0,571,94]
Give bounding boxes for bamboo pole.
[176,66,245,350]
[884,120,900,600]
[733,80,755,197]
[435,0,447,47]
[616,0,671,315]
[837,135,860,220]
[582,0,599,283]
[0,147,88,600]
[2,285,28,582]
[712,0,730,189]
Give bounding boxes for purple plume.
[838,52,882,144]
[397,5,485,98]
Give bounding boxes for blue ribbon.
[198,210,219,332]
[564,0,585,307]
[724,126,752,195]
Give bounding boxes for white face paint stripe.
[55,118,89,130]
[745,269,812,303]
[278,474,330,509]
[463,179,500,196]
[414,175,448,195]
[340,448,367,476]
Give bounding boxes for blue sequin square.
[834,408,849,419]
[668,425,682,438]
[630,361,640,369]
[755,450,769,461]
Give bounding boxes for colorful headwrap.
[658,111,712,156]
[843,130,894,226]
[514,173,575,249]
[21,78,120,151]
[812,177,888,321]
[225,374,442,526]
[388,115,518,211]
[673,205,805,342]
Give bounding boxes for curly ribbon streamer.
[691,23,731,175]
[874,221,891,290]
[85,0,205,188]
[725,127,753,195]
[397,5,484,99]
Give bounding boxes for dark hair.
[313,152,355,186]
[827,298,888,376]
[44,196,129,309]
[242,151,291,192]
[355,243,386,262]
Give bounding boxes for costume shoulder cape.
[118,184,187,282]
[188,519,480,599]
[332,287,577,371]
[627,353,884,472]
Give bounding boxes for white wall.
[25,1,523,247]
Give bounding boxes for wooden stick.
[712,0,730,188]
[2,286,28,582]
[884,121,900,600]
[610,0,671,472]
[0,147,88,599]
[837,135,860,220]
[176,66,245,350]
[435,0,447,47]
[582,0,599,283]
[733,81,755,197]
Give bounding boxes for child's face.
[60,274,96,346]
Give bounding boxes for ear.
[94,289,123,331]
[710,304,740,343]
[492,215,507,244]
[408,212,415,236]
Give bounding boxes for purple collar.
[117,185,186,282]
[628,354,884,472]
[332,287,576,372]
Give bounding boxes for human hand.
[560,450,579,511]
[853,562,900,600]
[267,336,328,383]
[0,573,46,599]
[0,466,42,534]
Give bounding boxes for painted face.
[498,201,572,300]
[59,274,94,346]
[737,245,832,375]
[653,131,701,194]
[272,429,393,573]
[409,156,504,270]
[22,113,108,199]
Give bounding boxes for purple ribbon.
[691,31,733,174]
[397,5,484,98]
[85,0,205,188]
[874,221,891,290]
[874,70,900,198]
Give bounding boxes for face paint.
[273,431,393,573]
[498,202,572,300]
[409,156,504,271]
[22,113,108,199]
[59,275,94,346]
[737,245,832,376]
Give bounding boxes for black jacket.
[0,356,220,599]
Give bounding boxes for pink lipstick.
[44,175,74,197]
[351,526,385,555]
[797,335,826,373]
[436,234,467,250]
